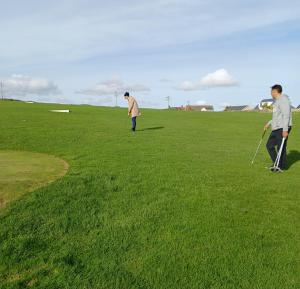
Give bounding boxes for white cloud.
[200,69,237,87]
[176,81,199,91]
[1,1,299,68]
[1,74,60,97]
[77,75,150,96]
[176,69,238,91]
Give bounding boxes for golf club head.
[270,166,283,173]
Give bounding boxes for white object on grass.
[50,110,70,113]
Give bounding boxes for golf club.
[270,138,286,172]
[251,129,267,165]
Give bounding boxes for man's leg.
[266,130,278,163]
[279,127,292,169]
[131,117,136,131]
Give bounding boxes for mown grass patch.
[0,150,68,208]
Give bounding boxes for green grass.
[0,150,68,208]
[0,101,299,289]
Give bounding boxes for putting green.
[0,150,69,208]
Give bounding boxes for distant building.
[257,98,297,111]
[224,105,252,112]
[171,105,185,110]
[171,104,214,111]
[258,98,274,110]
[186,105,214,112]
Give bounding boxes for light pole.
[0,80,3,101]
[165,96,170,108]
[186,100,190,111]
[114,91,118,107]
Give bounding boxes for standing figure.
[124,92,141,132]
[264,84,292,171]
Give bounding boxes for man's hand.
[282,131,289,138]
[264,123,270,131]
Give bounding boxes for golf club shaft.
[274,138,286,168]
[251,138,263,164]
[251,130,267,164]
[276,138,286,167]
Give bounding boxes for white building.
[258,98,274,110]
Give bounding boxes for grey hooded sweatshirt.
[268,94,292,132]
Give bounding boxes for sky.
[0,0,300,110]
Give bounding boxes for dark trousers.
[266,127,291,169]
[132,117,137,131]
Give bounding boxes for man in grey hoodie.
[264,84,292,171]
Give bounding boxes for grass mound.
[0,150,68,208]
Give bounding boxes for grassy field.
[0,101,299,289]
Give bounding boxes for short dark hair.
[124,92,130,97]
[271,84,282,93]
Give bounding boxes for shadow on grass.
[137,126,164,131]
[287,150,300,169]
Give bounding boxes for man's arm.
[128,99,134,115]
[279,98,291,137]
[264,120,272,130]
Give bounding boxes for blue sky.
[0,0,300,109]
